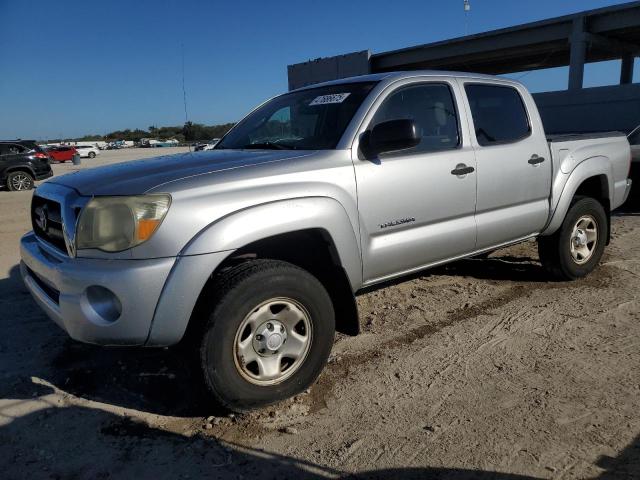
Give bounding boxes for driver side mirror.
[366,119,420,156]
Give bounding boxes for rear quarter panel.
[543,135,630,235]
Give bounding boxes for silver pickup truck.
[20,71,632,411]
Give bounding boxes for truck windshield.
[216,82,377,150]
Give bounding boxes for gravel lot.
[1,148,639,479]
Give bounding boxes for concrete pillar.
[569,17,587,91]
[620,55,635,84]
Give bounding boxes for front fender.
[541,156,612,236]
[146,197,362,346]
[182,196,363,289]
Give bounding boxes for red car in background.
[48,146,78,163]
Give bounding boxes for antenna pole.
[181,43,191,152]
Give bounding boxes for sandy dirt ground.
[1,148,639,479]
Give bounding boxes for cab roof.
[292,70,522,91]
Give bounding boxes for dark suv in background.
[0,140,53,191]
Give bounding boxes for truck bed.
[546,131,626,143]
[546,131,631,214]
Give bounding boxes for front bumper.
[20,232,175,345]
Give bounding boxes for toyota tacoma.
[20,71,633,411]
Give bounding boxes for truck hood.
[48,150,315,196]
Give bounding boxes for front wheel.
[538,196,607,280]
[199,259,335,412]
[88,152,96,158]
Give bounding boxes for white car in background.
[194,138,221,151]
[75,145,100,158]
[202,139,220,150]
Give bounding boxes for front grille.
[31,195,68,254]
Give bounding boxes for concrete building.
[288,2,640,134]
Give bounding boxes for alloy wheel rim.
[11,174,32,191]
[570,215,598,265]
[233,297,312,386]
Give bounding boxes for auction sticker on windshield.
[309,93,351,106]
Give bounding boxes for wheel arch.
[147,198,362,346]
[190,229,360,339]
[542,156,612,239]
[4,165,36,177]
[181,196,362,288]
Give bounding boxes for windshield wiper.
[242,142,294,150]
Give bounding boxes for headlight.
[76,195,171,252]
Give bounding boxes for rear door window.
[465,84,530,146]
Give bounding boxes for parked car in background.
[140,138,179,148]
[203,138,220,151]
[0,141,52,191]
[20,72,632,411]
[194,139,220,151]
[106,141,123,149]
[75,145,100,158]
[152,139,179,147]
[48,146,78,163]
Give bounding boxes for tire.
[199,259,335,412]
[6,171,35,191]
[538,196,607,280]
[88,152,96,158]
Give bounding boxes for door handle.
[528,155,545,165]
[451,164,475,176]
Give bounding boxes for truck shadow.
[432,254,548,283]
[48,340,216,416]
[614,191,640,215]
[360,253,548,296]
[0,263,216,418]
[1,382,639,478]
[3,249,547,421]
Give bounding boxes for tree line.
[70,121,236,143]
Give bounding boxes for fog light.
[84,286,122,324]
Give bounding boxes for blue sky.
[1,0,637,139]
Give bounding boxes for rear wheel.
[538,196,607,280]
[198,259,335,412]
[7,171,34,191]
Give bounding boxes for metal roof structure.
[372,2,640,74]
[288,2,640,91]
